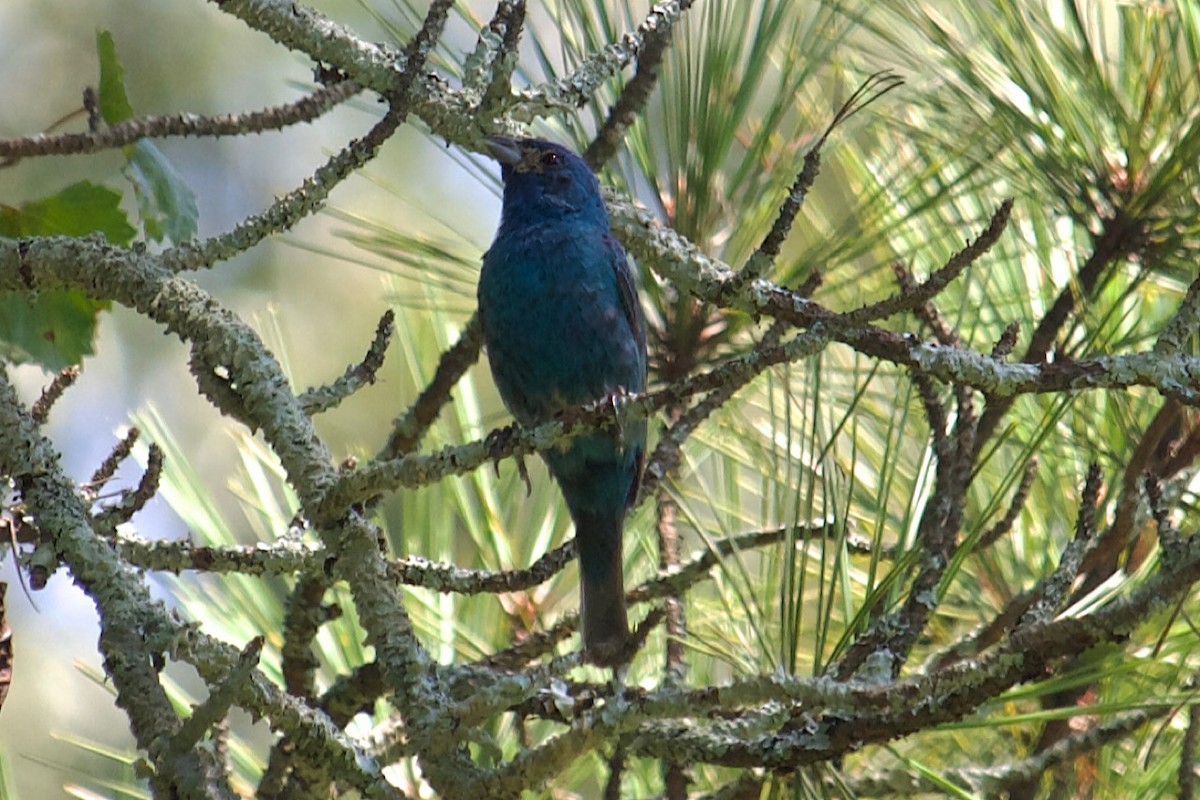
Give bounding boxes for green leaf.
[125,140,199,244]
[0,181,136,243]
[95,29,134,124]
[0,291,110,371]
[95,31,199,243]
[0,181,130,369]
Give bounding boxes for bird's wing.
[605,233,647,377]
[604,234,647,508]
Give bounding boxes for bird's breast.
[479,224,643,422]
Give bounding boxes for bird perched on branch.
[477,136,647,666]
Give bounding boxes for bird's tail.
[574,510,629,666]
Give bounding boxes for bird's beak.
[484,135,523,166]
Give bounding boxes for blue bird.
[478,137,647,666]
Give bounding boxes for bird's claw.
[485,424,515,464]
[605,386,635,443]
[516,456,532,496]
[485,424,533,495]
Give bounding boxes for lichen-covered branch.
[0,80,360,164]
[2,0,1197,796]
[299,310,395,415]
[584,1,693,168]
[736,71,903,285]
[509,1,687,120]
[0,368,234,798]
[163,107,405,271]
[380,311,483,459]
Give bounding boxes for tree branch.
[0,80,360,164]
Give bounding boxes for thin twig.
[973,457,1039,552]
[736,71,904,284]
[30,366,80,424]
[841,199,1013,326]
[585,0,695,168]
[162,105,404,272]
[87,427,141,492]
[0,81,361,165]
[476,1,527,113]
[640,319,789,502]
[299,310,395,415]
[604,741,627,800]
[340,327,831,506]
[973,208,1148,451]
[1156,269,1200,355]
[164,637,263,759]
[93,442,164,527]
[848,705,1165,796]
[911,370,948,450]
[1017,464,1102,628]
[511,1,692,118]
[892,261,961,346]
[991,320,1021,359]
[380,312,482,459]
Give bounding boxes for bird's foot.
[603,386,636,442]
[516,456,532,496]
[485,424,532,495]
[484,423,516,470]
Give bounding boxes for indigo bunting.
[478,137,647,666]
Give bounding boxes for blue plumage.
[478,137,647,666]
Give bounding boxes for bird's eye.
[541,151,562,167]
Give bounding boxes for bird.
[477,136,647,667]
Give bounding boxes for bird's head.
[485,137,607,229]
